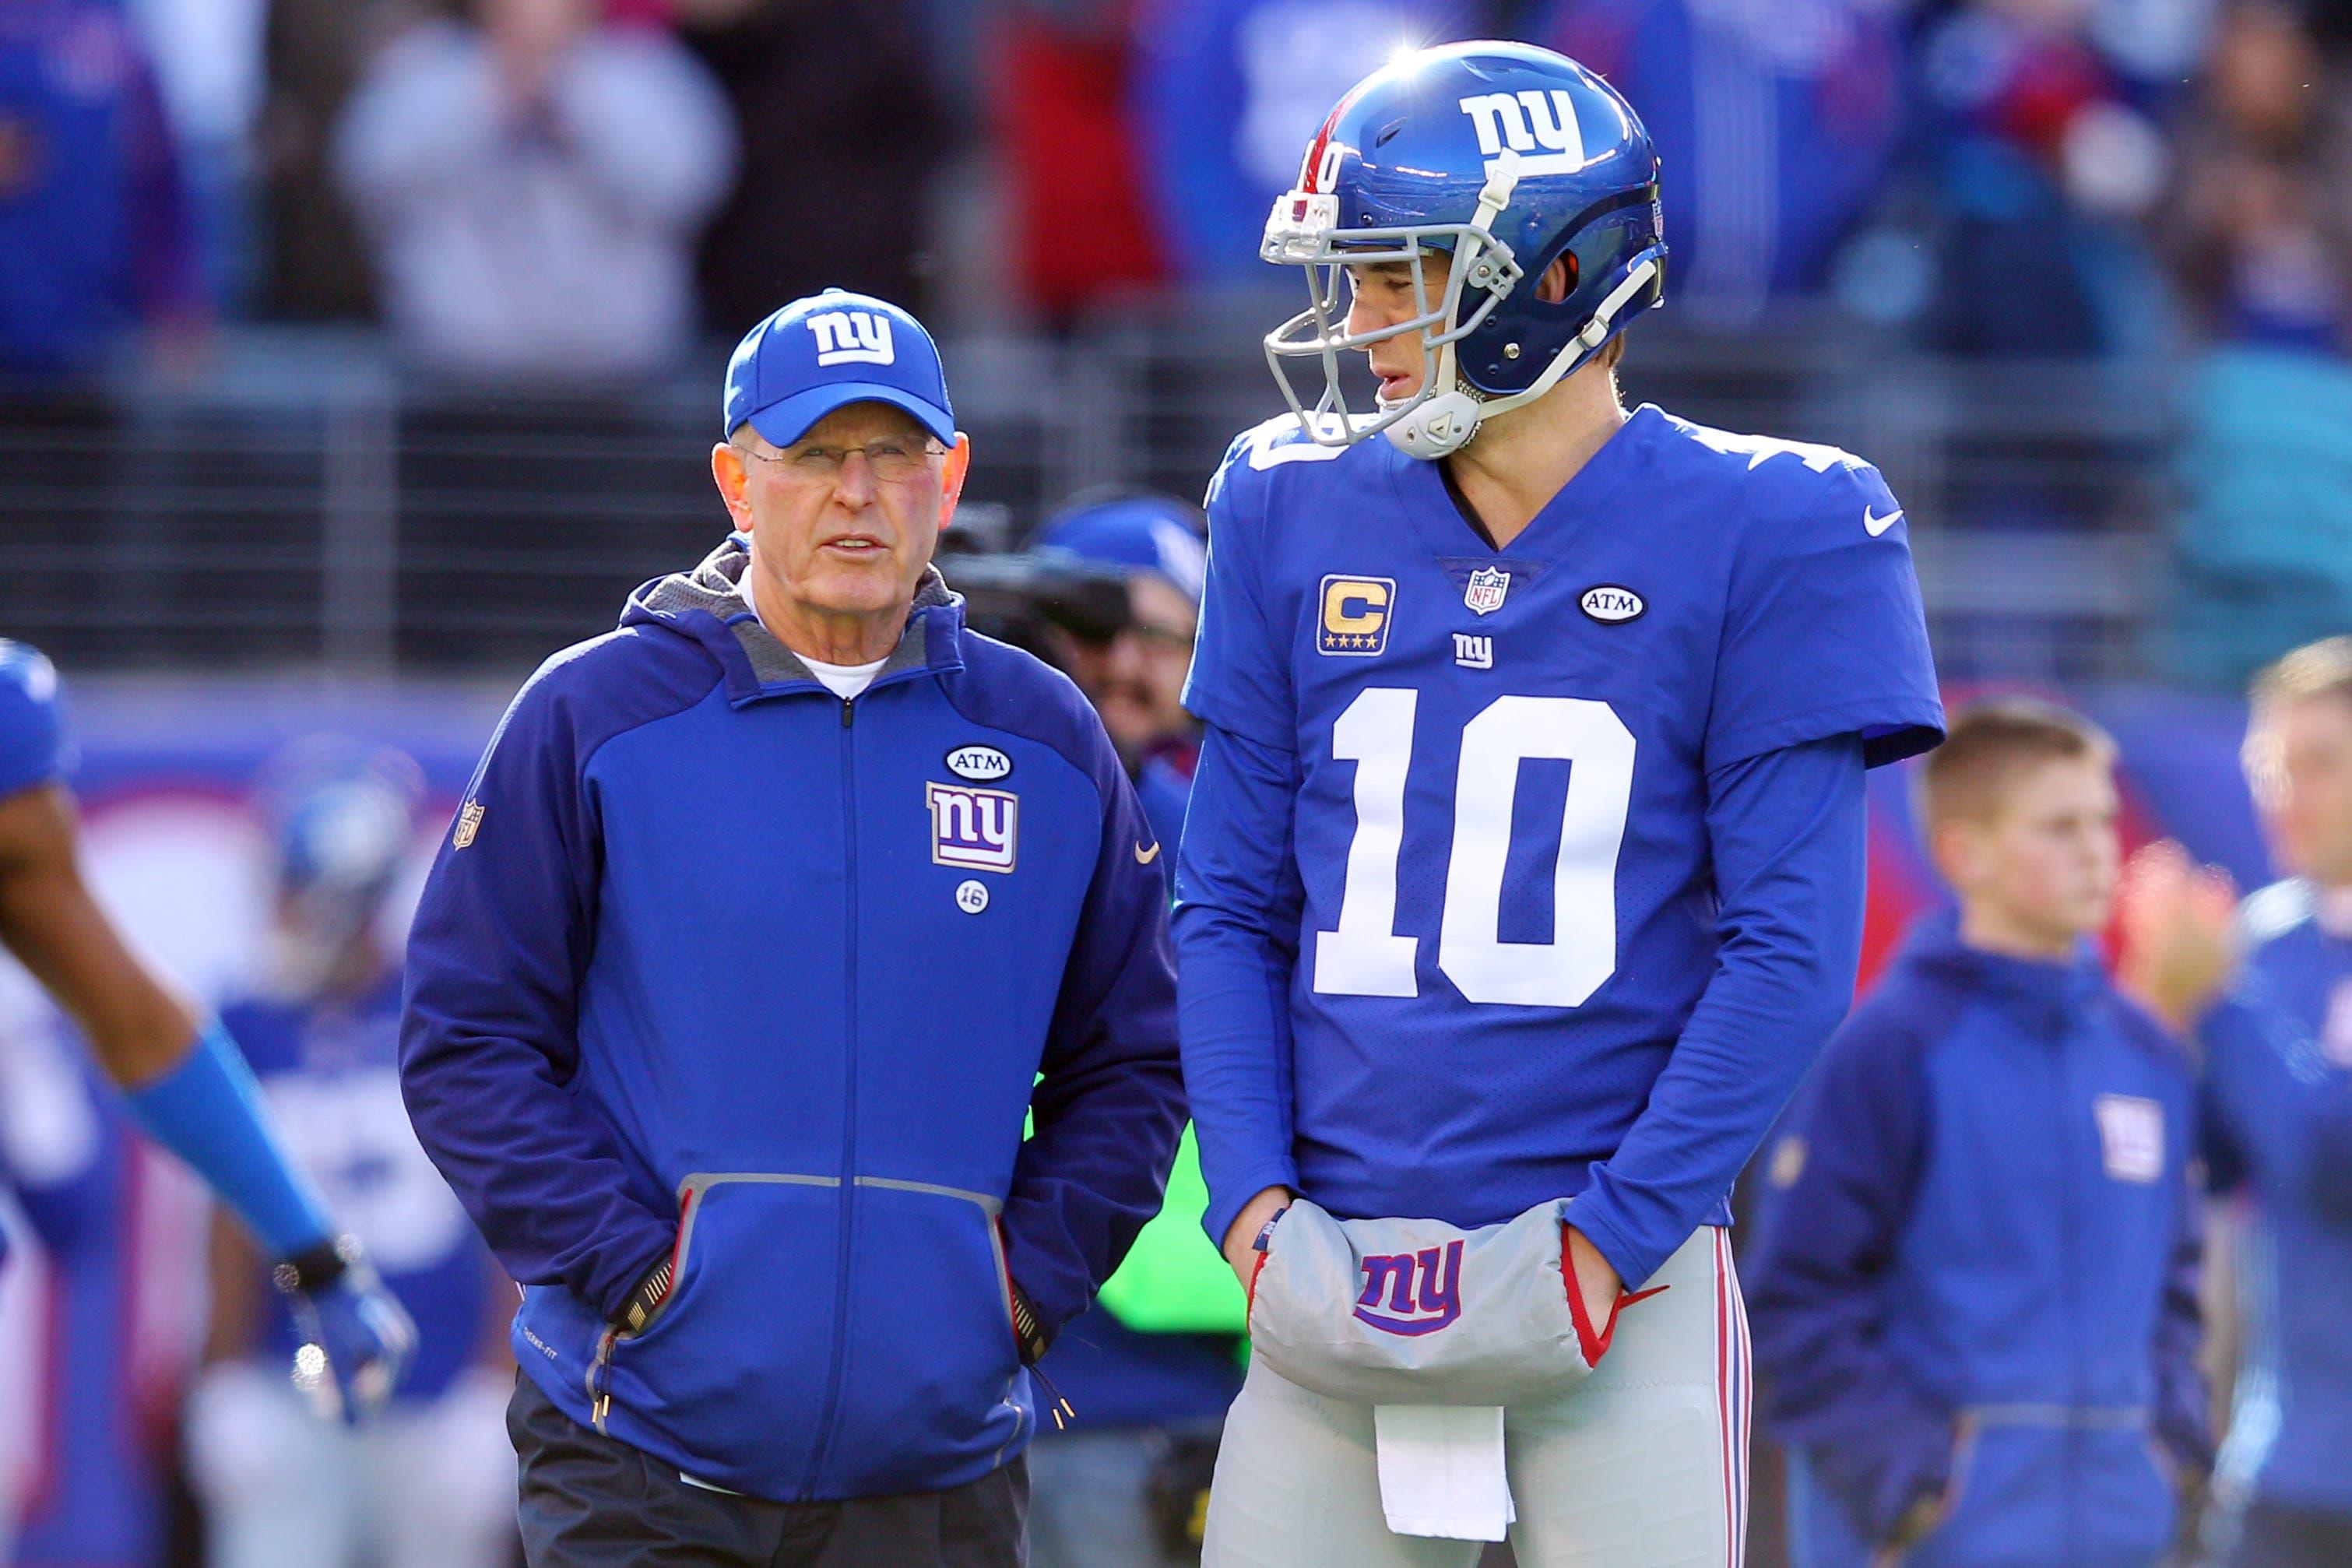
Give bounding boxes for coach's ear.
[938,433,972,532]
[712,441,754,532]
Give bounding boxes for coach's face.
[713,402,969,661]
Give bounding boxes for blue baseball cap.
[1034,495,1208,606]
[722,288,955,448]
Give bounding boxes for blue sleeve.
[0,642,72,803]
[399,659,676,1323]
[1707,462,1943,772]
[1181,438,1295,752]
[122,1021,333,1257]
[1567,733,1868,1289]
[2199,979,2352,1226]
[1746,992,1955,1546]
[1000,726,1187,1338]
[1172,722,1306,1251]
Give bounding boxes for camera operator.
[1028,494,1207,885]
[1014,494,1243,1568]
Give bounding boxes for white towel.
[1372,1405,1516,1541]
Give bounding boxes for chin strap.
[1386,252,1663,461]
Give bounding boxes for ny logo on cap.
[807,311,895,367]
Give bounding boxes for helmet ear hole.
[1537,253,1578,304]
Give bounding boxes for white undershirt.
[799,654,888,701]
[734,572,890,700]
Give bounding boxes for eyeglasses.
[736,438,948,487]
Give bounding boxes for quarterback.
[1172,42,1943,1568]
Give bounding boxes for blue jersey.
[1176,405,1941,1282]
[221,972,493,1403]
[2202,881,2352,1517]
[0,637,72,1278]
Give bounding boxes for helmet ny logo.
[806,311,895,367]
[1458,90,1586,178]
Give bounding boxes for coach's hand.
[1222,1186,1295,1295]
[274,1236,418,1425]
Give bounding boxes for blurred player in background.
[188,744,515,1568]
[2124,635,2352,1568]
[0,643,413,1527]
[1025,494,1246,1568]
[1176,40,1941,1567]
[1750,701,2210,1568]
[0,1011,183,1568]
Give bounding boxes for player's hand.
[2116,841,2239,1035]
[1222,1186,1294,1294]
[274,1237,418,1425]
[1563,1224,1622,1327]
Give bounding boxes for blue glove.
[273,1237,418,1425]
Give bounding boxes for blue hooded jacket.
[400,537,1186,1503]
[1747,914,2207,1568]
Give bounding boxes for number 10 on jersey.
[1314,688,1635,1008]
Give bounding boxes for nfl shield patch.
[927,781,1018,873]
[1463,566,1510,616]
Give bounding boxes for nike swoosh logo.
[1863,506,1904,537]
[1135,842,1162,865]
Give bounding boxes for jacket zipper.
[2050,1017,2084,1563]
[589,1325,618,1432]
[800,694,861,1495]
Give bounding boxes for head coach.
[398,290,1187,1567]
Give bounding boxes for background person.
[189,742,515,1568]
[399,289,1187,1567]
[1749,699,2210,1568]
[1022,491,1244,1568]
[332,0,737,384]
[2122,635,2352,1568]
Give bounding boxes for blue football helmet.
[253,740,424,996]
[1260,40,1667,459]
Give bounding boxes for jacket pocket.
[822,1178,1027,1496]
[2073,1426,2176,1566]
[602,1172,840,1490]
[1908,1421,2062,1568]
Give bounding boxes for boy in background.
[1748,699,2210,1568]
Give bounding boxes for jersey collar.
[1387,403,1661,566]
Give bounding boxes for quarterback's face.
[2249,693,2352,885]
[1956,758,2123,945]
[716,403,968,644]
[1346,253,1450,403]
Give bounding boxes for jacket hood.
[620,534,964,704]
[1890,908,2110,1035]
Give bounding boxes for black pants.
[2221,1498,2352,1568]
[508,1372,1028,1568]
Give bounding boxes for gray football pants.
[1202,1226,1748,1568]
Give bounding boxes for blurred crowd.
[5,0,2351,361]
[6,0,2352,673]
